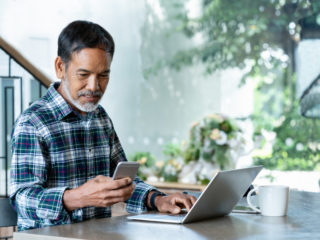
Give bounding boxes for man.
[10,20,196,231]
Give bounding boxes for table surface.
[14,190,320,240]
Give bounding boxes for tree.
[143,0,320,170]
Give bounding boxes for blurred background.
[1,0,320,194]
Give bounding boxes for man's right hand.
[63,175,135,212]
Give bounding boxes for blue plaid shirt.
[10,82,156,231]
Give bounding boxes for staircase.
[0,36,53,239]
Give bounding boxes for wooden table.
[14,191,320,240]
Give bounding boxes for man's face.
[55,48,112,114]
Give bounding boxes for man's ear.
[55,56,66,80]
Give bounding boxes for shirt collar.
[46,82,101,121]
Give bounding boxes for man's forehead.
[66,48,112,70]
[71,48,112,60]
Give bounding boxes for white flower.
[308,142,317,151]
[198,159,218,180]
[155,161,164,168]
[147,175,158,182]
[216,131,228,145]
[296,143,304,151]
[261,129,276,142]
[178,161,199,184]
[285,138,294,146]
[210,129,220,140]
[274,116,285,127]
[228,137,238,148]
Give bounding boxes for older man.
[10,20,196,231]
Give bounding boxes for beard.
[62,77,103,113]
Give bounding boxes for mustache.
[78,90,103,97]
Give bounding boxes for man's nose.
[87,76,100,92]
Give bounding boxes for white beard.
[62,77,102,113]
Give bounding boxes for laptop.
[127,166,263,224]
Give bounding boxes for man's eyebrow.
[76,69,110,74]
[77,69,91,73]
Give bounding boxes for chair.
[0,198,17,240]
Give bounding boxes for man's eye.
[79,74,88,77]
[99,74,109,78]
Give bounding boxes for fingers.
[94,176,133,190]
[94,184,136,207]
[100,196,132,207]
[163,200,181,214]
[105,184,136,199]
[189,195,197,205]
[157,193,197,214]
[171,196,193,211]
[108,177,133,190]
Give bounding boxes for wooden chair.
[0,198,17,240]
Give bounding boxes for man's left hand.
[152,192,197,214]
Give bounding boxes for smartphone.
[112,162,140,180]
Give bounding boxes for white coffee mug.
[247,185,289,216]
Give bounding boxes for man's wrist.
[63,188,83,212]
[147,191,166,211]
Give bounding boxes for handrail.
[0,36,53,87]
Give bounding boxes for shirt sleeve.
[9,119,70,225]
[108,120,158,213]
[126,176,157,213]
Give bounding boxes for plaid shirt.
[10,82,156,231]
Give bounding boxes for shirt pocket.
[49,150,86,187]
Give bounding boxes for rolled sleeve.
[13,186,70,221]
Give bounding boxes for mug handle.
[246,188,261,213]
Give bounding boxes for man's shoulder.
[15,95,56,130]
[97,105,109,118]
[96,105,113,125]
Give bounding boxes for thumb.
[166,203,181,214]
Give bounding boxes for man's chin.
[71,100,99,113]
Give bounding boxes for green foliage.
[254,102,320,170]
[139,0,320,174]
[162,143,182,158]
[161,143,184,182]
[173,0,320,84]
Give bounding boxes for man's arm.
[62,175,135,211]
[10,120,70,223]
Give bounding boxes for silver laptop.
[127,166,263,224]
